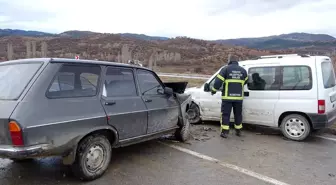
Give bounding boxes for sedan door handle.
[144,99,152,103]
[105,101,116,105]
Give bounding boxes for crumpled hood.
[163,82,188,94]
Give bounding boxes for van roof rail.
[251,54,310,60]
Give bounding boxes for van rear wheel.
[280,114,311,141]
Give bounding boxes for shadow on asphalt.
[198,121,331,143]
[0,141,160,184]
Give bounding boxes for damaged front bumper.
[0,144,50,159]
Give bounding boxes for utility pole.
[26,41,32,58]
[32,41,36,57]
[41,41,48,57]
[7,43,13,60]
[227,53,231,63]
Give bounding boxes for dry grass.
[159,76,207,88]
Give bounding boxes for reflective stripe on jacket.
[212,61,248,101]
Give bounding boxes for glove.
[211,90,216,95]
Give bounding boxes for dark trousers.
[220,101,243,133]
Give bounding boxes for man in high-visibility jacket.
[211,59,248,138]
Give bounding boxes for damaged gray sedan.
[0,58,191,181]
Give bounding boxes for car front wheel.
[71,134,112,181]
[175,117,190,142]
[280,114,311,141]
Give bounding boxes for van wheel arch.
[62,128,118,165]
[278,111,312,128]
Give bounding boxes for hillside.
[0,34,280,74]
[1,29,336,74]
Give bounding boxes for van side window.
[102,67,137,97]
[248,67,279,90]
[321,62,336,88]
[47,64,101,98]
[209,77,222,91]
[281,66,312,90]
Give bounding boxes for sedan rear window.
[0,62,42,100]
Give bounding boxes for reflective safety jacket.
[212,61,248,101]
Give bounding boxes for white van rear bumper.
[307,110,336,129]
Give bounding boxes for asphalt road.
[0,123,335,185]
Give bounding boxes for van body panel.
[186,54,336,133]
[242,63,280,127]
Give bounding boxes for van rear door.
[319,60,336,115]
[0,62,43,145]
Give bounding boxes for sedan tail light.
[9,121,24,146]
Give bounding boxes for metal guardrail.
[157,73,210,80]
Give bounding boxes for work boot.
[220,131,229,138]
[235,129,242,137]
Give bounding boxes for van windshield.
[0,62,42,100]
[321,61,336,89]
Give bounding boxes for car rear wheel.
[71,134,112,181]
[280,114,311,141]
[187,103,201,124]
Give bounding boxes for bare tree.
[7,43,13,60]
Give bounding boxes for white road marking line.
[314,135,336,142]
[159,141,291,185]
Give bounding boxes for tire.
[280,114,311,141]
[175,118,190,142]
[187,103,201,124]
[71,134,112,181]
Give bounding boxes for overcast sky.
[0,0,335,40]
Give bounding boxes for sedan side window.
[137,69,163,95]
[102,67,137,97]
[47,64,101,98]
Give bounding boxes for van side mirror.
[204,83,210,92]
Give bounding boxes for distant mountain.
[0,29,54,37]
[0,29,169,40]
[59,30,100,38]
[1,29,336,51]
[215,32,336,50]
[119,33,169,41]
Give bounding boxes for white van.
[185,54,336,141]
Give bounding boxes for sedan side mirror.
[164,87,174,95]
[204,83,210,92]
